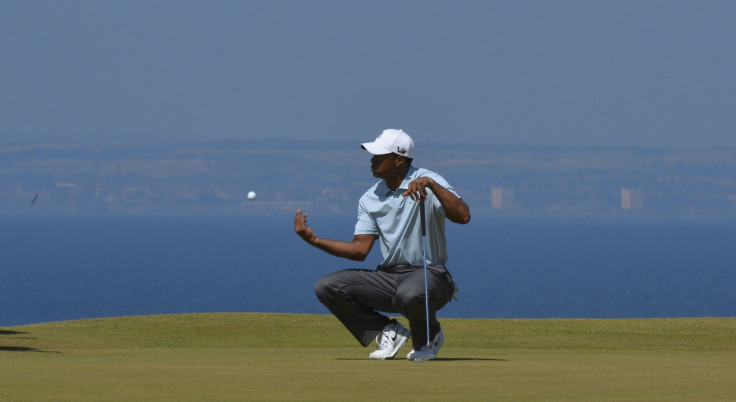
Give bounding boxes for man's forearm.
[296,209,376,261]
[430,181,471,224]
[310,237,361,260]
[308,234,377,261]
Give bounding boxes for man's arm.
[294,209,377,261]
[403,178,471,224]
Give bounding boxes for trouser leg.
[314,269,396,346]
[315,266,455,349]
[393,267,454,350]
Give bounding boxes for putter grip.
[419,200,426,236]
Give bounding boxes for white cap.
[360,129,415,159]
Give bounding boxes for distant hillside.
[1,140,735,216]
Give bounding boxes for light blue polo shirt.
[354,166,460,267]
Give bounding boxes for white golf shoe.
[368,320,410,360]
[407,330,445,362]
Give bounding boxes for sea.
[1,213,735,327]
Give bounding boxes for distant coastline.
[2,140,735,217]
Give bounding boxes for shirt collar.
[377,166,418,195]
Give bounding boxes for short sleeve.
[354,199,378,235]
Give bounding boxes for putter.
[419,199,431,353]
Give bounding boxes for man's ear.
[395,155,406,167]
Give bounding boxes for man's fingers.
[295,209,310,232]
[402,177,432,200]
[401,189,425,201]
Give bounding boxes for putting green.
[2,314,734,400]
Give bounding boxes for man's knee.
[314,275,334,301]
[393,285,425,310]
[393,274,451,313]
[315,271,348,302]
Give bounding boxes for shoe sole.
[412,352,436,363]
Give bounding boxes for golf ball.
[247,191,256,201]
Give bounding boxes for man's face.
[370,153,398,179]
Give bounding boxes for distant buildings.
[490,187,646,213]
[621,188,643,211]
[491,188,515,210]
[3,142,735,216]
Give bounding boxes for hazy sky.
[2,1,735,147]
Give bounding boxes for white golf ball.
[247,191,256,201]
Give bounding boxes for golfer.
[295,129,470,362]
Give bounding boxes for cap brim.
[360,142,392,155]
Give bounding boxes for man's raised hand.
[294,209,315,244]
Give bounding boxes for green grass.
[2,314,735,400]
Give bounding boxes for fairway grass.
[2,314,735,400]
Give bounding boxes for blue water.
[1,214,734,326]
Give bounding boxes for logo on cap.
[397,146,406,155]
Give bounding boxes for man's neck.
[385,166,410,191]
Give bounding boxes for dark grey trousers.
[314,264,456,350]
